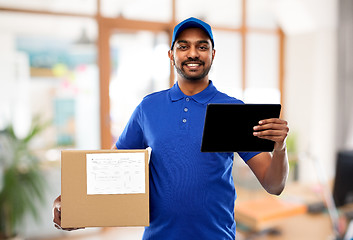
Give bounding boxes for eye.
[199,45,209,51]
[177,45,188,50]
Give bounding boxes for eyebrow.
[176,40,210,45]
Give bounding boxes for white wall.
[282,0,338,182]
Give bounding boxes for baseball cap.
[171,17,214,50]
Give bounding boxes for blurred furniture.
[235,196,307,231]
[333,150,353,207]
[235,183,337,240]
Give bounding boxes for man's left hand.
[253,118,289,151]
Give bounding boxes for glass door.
[98,18,171,148]
[109,30,170,143]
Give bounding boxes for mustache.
[182,57,204,66]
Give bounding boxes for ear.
[168,50,174,66]
[212,49,216,61]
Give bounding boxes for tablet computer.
[201,103,281,152]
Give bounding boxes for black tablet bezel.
[201,103,281,152]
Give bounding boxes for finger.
[54,221,84,231]
[53,208,61,225]
[254,122,289,132]
[254,124,287,132]
[254,131,288,143]
[256,119,288,130]
[253,129,287,137]
[259,118,287,125]
[253,129,288,141]
[256,135,286,142]
[54,223,61,230]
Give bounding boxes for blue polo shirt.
[116,81,260,240]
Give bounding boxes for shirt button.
[186,98,190,102]
[182,119,187,123]
[184,108,188,112]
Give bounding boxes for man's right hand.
[52,195,84,231]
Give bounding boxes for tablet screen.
[201,104,281,152]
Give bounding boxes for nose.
[187,45,199,59]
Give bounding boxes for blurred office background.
[0,0,352,239]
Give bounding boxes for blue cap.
[171,17,214,50]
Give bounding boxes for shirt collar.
[169,80,218,104]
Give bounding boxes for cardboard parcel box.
[61,149,149,228]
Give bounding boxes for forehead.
[176,28,212,43]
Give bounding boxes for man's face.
[169,28,215,82]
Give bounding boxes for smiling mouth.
[186,63,200,67]
[183,62,204,67]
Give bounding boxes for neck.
[177,78,210,96]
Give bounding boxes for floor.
[32,227,145,240]
[32,227,248,240]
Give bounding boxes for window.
[101,0,172,22]
[109,31,170,141]
[0,0,284,149]
[0,12,99,151]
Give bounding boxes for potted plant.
[0,117,48,239]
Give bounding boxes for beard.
[174,58,212,82]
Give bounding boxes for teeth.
[187,64,200,67]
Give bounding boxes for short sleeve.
[116,104,147,149]
[237,151,261,162]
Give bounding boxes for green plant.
[286,131,297,154]
[0,117,48,239]
[286,132,299,182]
